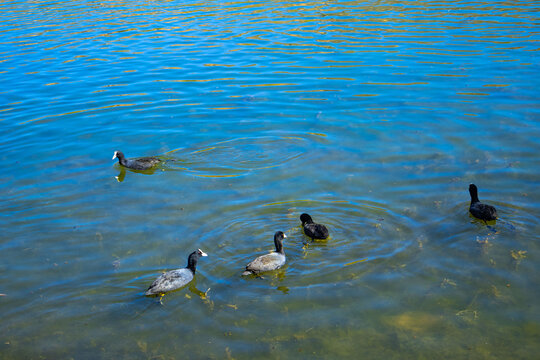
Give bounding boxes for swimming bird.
[145,249,208,296]
[469,184,498,221]
[112,150,161,170]
[242,231,287,276]
[300,213,329,240]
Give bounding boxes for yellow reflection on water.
[192,147,217,154]
[20,103,135,125]
[240,83,297,87]
[204,63,235,67]
[285,89,338,93]
[194,174,242,178]
[457,92,489,96]
[344,258,368,267]
[154,78,235,83]
[318,77,355,81]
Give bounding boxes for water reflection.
[114,166,159,182]
[131,280,211,317]
[242,266,289,294]
[115,167,126,182]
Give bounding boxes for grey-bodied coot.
[469,184,498,221]
[145,249,207,296]
[112,150,161,170]
[242,231,287,275]
[300,213,329,240]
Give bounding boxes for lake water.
[1,0,539,358]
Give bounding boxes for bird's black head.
[187,248,208,272]
[274,231,287,253]
[300,213,313,225]
[469,183,480,203]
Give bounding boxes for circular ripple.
[164,135,310,177]
[195,196,417,303]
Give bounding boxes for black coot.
[113,150,161,170]
[300,213,329,240]
[469,184,498,221]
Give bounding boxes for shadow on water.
[114,165,159,182]
[128,278,211,319]
[467,209,518,233]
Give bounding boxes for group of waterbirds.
[143,214,327,302]
[112,150,499,300]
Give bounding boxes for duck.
[469,184,498,221]
[242,231,287,276]
[145,249,208,296]
[300,213,329,240]
[112,150,161,170]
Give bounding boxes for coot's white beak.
[198,249,208,257]
[112,151,118,160]
[283,234,287,238]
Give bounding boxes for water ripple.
[1,0,539,358]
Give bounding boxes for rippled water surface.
[1,0,539,358]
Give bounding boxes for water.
[1,0,539,358]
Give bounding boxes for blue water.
[1,0,539,358]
